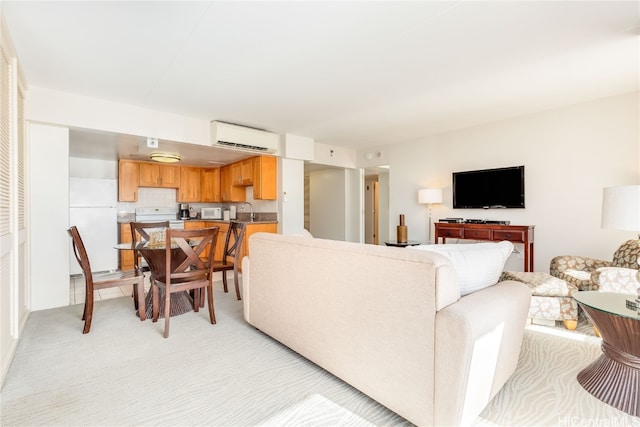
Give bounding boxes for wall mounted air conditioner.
[210,121,280,154]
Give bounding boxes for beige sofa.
[242,233,531,426]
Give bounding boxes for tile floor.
[69,274,152,305]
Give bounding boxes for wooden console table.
[434,222,535,272]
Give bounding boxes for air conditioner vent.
[211,121,279,154]
[216,140,269,152]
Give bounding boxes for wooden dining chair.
[68,226,146,334]
[214,221,247,300]
[130,221,169,309]
[151,227,219,338]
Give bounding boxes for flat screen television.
[452,165,525,209]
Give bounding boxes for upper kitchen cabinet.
[221,164,246,202]
[201,168,221,202]
[252,156,277,200]
[139,163,180,188]
[232,158,253,186]
[118,160,139,201]
[177,166,201,202]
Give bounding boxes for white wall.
[313,142,357,169]
[388,92,639,271]
[309,169,347,240]
[27,87,209,146]
[345,168,361,243]
[278,157,305,234]
[29,123,70,310]
[378,170,390,244]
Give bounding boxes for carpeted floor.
[1,281,637,426]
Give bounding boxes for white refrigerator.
[69,177,118,275]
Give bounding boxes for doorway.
[364,176,379,244]
[363,166,389,245]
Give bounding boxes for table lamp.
[601,185,640,312]
[418,188,443,244]
[601,185,640,236]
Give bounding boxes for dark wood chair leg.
[83,290,94,334]
[136,282,146,321]
[207,285,216,324]
[152,285,159,322]
[163,290,171,338]
[193,289,200,312]
[132,286,139,310]
[222,271,228,293]
[233,268,241,300]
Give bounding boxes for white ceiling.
[2,1,639,166]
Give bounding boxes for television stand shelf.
[434,222,535,272]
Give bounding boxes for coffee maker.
[179,203,190,219]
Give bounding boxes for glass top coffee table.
[573,291,640,416]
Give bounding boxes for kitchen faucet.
[242,202,254,222]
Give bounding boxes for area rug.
[475,323,638,426]
[1,282,637,426]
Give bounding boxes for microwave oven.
[201,207,222,220]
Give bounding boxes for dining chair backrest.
[213,221,247,300]
[130,221,170,270]
[222,221,247,265]
[152,227,219,338]
[68,225,93,278]
[165,227,219,283]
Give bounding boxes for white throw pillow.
[412,241,514,295]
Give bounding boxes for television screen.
[453,166,525,209]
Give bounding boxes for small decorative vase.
[397,214,408,243]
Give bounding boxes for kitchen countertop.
[198,219,278,224]
[117,212,278,224]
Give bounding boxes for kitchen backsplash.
[117,187,277,215]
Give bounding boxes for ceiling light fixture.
[149,152,181,163]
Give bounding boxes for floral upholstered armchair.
[549,239,640,292]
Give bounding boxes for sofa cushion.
[411,241,514,295]
[289,229,314,238]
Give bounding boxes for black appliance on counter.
[179,203,190,220]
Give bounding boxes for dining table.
[114,239,201,319]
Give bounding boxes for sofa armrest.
[549,255,611,276]
[241,255,251,320]
[591,267,640,294]
[434,280,531,426]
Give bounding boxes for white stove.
[135,207,184,229]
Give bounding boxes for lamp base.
[397,225,408,243]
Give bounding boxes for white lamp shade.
[601,185,640,231]
[418,188,443,204]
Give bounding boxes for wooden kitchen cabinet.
[201,168,221,202]
[119,223,134,271]
[178,166,201,202]
[241,159,253,185]
[252,156,277,200]
[235,158,253,186]
[139,163,180,188]
[220,164,246,202]
[203,221,276,270]
[118,160,139,201]
[243,223,277,258]
[184,221,205,229]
